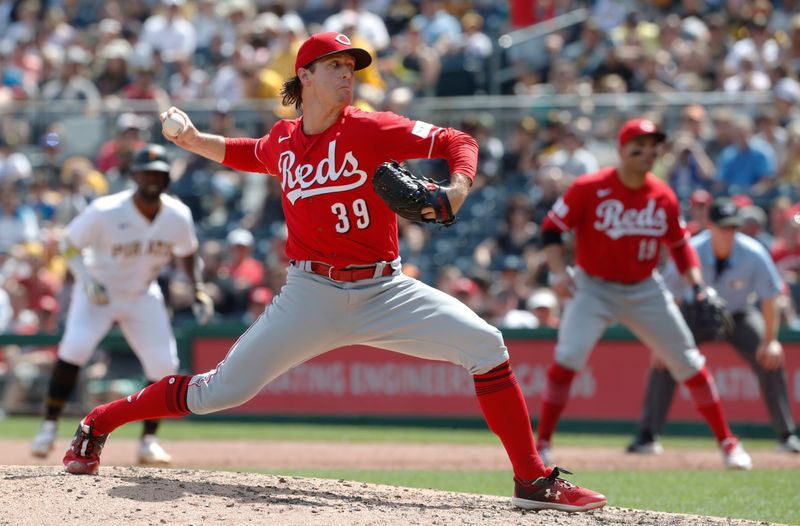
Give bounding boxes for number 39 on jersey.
[331,198,371,233]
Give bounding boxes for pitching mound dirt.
[0,465,781,526]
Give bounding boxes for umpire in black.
[628,197,800,454]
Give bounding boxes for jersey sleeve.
[172,206,199,258]
[362,111,478,179]
[662,192,699,272]
[222,137,269,174]
[662,192,690,247]
[65,204,100,249]
[752,242,783,300]
[660,259,687,301]
[541,182,585,233]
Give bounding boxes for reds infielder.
[59,32,606,513]
[629,197,800,454]
[536,118,752,470]
[31,144,213,464]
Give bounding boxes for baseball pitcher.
[31,144,213,465]
[536,118,752,470]
[58,32,606,513]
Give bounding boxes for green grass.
[1,416,782,450]
[4,416,797,524]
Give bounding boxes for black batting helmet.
[131,144,170,173]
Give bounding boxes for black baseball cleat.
[63,420,108,475]
[626,439,664,455]
[511,466,607,513]
[777,434,800,454]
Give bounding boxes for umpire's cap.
[709,197,743,228]
[131,144,170,173]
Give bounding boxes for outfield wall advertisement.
[192,338,800,423]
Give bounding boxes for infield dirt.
[2,439,798,525]
[0,465,785,526]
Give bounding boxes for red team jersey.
[542,167,691,283]
[223,106,477,268]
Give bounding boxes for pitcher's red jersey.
[542,167,691,283]
[223,106,477,267]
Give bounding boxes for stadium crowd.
[2,0,800,349]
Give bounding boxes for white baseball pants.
[58,282,179,382]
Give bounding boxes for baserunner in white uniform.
[31,144,214,464]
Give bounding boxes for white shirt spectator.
[0,285,11,333]
[209,63,244,103]
[462,28,492,61]
[168,62,209,102]
[192,0,225,50]
[0,150,32,184]
[498,309,540,329]
[546,148,599,178]
[140,11,197,62]
[723,69,771,92]
[724,36,780,73]
[323,9,390,52]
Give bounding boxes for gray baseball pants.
[635,307,797,441]
[186,265,509,414]
[555,268,705,381]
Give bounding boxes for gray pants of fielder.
[635,307,797,441]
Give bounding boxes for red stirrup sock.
[474,361,546,480]
[684,367,732,442]
[536,362,577,447]
[84,375,192,436]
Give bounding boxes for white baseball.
[162,113,186,137]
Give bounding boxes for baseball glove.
[680,286,734,344]
[192,287,215,325]
[373,161,456,226]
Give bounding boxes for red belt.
[299,261,395,282]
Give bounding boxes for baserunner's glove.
[681,285,733,344]
[85,279,110,305]
[373,161,456,226]
[192,287,214,325]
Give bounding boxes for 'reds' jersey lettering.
[542,167,690,283]
[242,106,471,268]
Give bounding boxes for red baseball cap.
[730,193,753,208]
[294,32,372,74]
[618,118,666,149]
[249,286,274,305]
[690,189,712,206]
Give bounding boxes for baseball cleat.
[777,435,800,454]
[625,439,664,455]
[512,466,607,513]
[720,437,752,470]
[137,435,172,465]
[31,420,58,458]
[63,419,107,475]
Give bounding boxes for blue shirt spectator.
[410,0,462,51]
[715,114,776,193]
[0,184,39,252]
